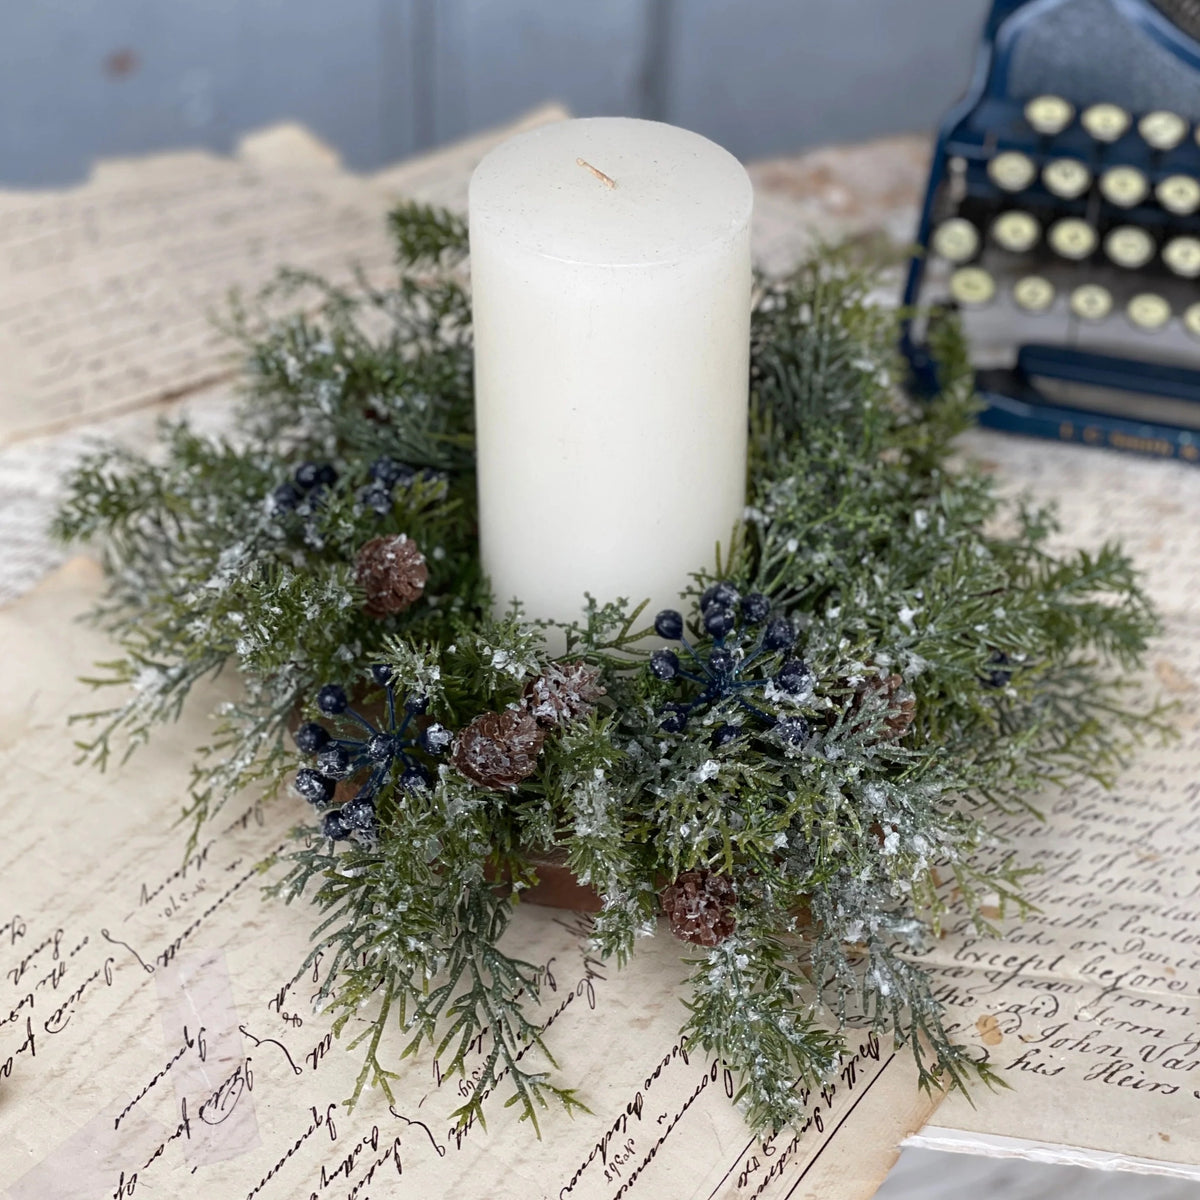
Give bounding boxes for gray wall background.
[0,0,992,187]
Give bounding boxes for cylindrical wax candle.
[469,117,753,638]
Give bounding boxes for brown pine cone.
[451,707,546,790]
[355,534,428,618]
[854,672,915,738]
[522,660,606,728]
[661,870,737,947]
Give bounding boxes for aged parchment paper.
[4,100,1200,1189]
[0,560,938,1199]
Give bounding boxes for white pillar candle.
[469,117,753,640]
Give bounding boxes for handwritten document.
[915,432,1200,1175]
[0,560,938,1199]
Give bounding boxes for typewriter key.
[949,267,996,306]
[1048,217,1097,260]
[1070,284,1113,321]
[1081,103,1131,143]
[1025,94,1075,136]
[1099,165,1149,208]
[931,218,980,263]
[1013,275,1055,312]
[1127,293,1172,331]
[988,151,1037,192]
[992,210,1040,253]
[1157,175,1200,216]
[1164,236,1200,279]
[1104,225,1155,269]
[1139,110,1189,152]
[1185,303,1200,340]
[1042,158,1091,200]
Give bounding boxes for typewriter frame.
[902,0,1200,464]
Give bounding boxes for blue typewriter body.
[903,0,1200,462]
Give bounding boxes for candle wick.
[576,157,617,189]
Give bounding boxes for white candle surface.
[469,117,753,639]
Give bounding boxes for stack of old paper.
[3,106,1199,1199]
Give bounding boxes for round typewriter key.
[1042,157,1091,199]
[1048,217,1098,260]
[1164,236,1200,278]
[1070,283,1114,321]
[1104,225,1155,269]
[1099,165,1149,208]
[1139,110,1189,152]
[949,267,996,306]
[1184,303,1200,340]
[992,210,1040,253]
[1127,293,1172,331]
[931,217,980,263]
[1025,94,1075,136]
[988,151,1037,192]
[1013,275,1055,312]
[1081,102,1131,143]
[1157,174,1200,216]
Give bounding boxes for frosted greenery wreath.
[53,203,1163,1135]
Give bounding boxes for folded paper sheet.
[0,559,938,1200]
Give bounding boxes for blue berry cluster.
[270,460,338,514]
[292,664,453,842]
[650,583,814,749]
[357,456,447,516]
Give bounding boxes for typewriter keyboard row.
[931,213,1200,275]
[1023,95,1198,148]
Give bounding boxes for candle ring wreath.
[54,202,1167,1136]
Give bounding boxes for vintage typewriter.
[903,0,1200,462]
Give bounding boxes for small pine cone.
[661,870,737,947]
[522,660,606,728]
[355,534,428,617]
[855,672,915,738]
[451,707,546,790]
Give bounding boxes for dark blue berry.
[399,763,433,791]
[762,617,795,652]
[341,796,377,833]
[320,808,352,840]
[293,721,330,755]
[658,704,689,734]
[303,483,329,510]
[712,723,743,748]
[701,582,739,612]
[369,457,415,486]
[271,482,302,512]
[703,606,736,639]
[774,658,811,696]
[741,593,770,625]
[294,768,336,807]
[655,609,684,640]
[317,744,353,779]
[406,693,430,715]
[315,463,338,488]
[416,467,444,486]
[774,716,810,747]
[316,684,348,716]
[357,482,393,515]
[649,649,680,680]
[983,651,1012,689]
[294,461,321,489]
[419,723,452,755]
[370,663,394,686]
[708,647,736,677]
[366,733,397,762]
